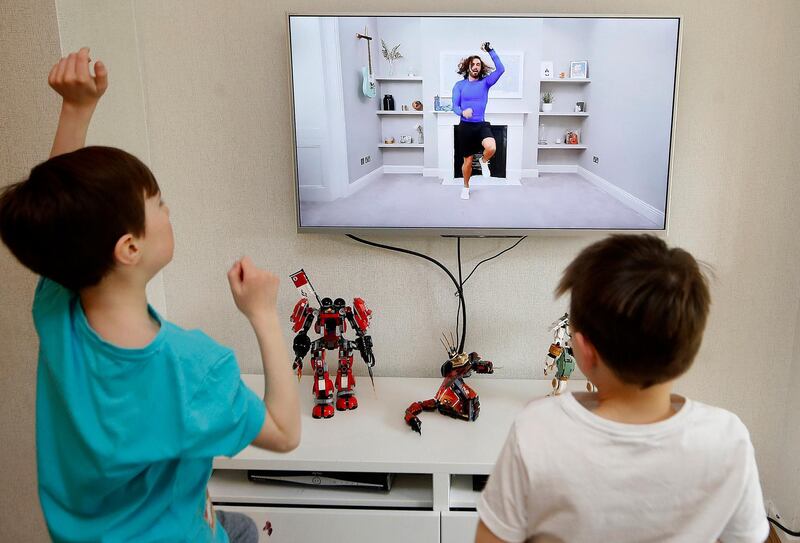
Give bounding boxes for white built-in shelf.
[209,470,433,509]
[540,78,591,83]
[377,111,424,115]
[376,76,423,82]
[214,376,578,474]
[379,144,424,148]
[539,112,589,117]
[449,475,481,509]
[538,144,587,150]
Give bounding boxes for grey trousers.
[217,510,259,543]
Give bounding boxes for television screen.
[288,15,680,233]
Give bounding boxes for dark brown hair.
[457,55,494,79]
[0,146,160,291]
[556,234,711,388]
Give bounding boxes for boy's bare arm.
[228,257,301,453]
[48,47,108,157]
[475,520,508,543]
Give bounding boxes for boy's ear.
[113,233,142,266]
[573,331,599,372]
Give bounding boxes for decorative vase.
[542,103,553,112]
[387,60,395,76]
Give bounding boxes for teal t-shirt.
[33,278,266,542]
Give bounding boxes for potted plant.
[542,91,555,112]
[381,40,403,76]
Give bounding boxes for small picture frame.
[569,60,588,79]
[540,60,554,79]
[576,101,586,112]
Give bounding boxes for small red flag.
[290,270,309,289]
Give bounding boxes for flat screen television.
[287,14,681,234]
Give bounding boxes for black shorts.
[457,121,493,158]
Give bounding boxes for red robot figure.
[289,270,375,419]
[404,335,493,434]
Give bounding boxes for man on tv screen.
[452,42,505,200]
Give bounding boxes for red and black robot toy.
[289,269,375,419]
[404,334,493,434]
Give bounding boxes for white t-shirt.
[477,392,769,543]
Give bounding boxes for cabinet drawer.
[217,505,440,543]
[441,511,479,543]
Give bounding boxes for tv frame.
[287,12,682,236]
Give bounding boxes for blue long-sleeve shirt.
[452,49,505,123]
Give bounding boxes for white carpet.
[300,173,661,229]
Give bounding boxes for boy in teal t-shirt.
[0,48,301,542]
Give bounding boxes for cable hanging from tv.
[346,234,526,354]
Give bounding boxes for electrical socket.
[766,499,785,523]
[365,155,371,164]
[593,156,599,164]
[360,157,365,165]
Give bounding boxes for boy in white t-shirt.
[476,234,770,543]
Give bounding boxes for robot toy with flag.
[289,269,376,419]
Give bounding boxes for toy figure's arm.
[49,47,108,157]
[292,307,314,377]
[346,306,375,368]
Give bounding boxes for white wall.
[2,1,799,538]
[290,17,337,202]
[338,16,383,183]
[580,18,678,212]
[375,17,423,78]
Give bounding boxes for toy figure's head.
[320,297,333,311]
[334,298,346,311]
[451,353,469,368]
[441,352,469,377]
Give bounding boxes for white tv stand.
[210,374,586,542]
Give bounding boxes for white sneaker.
[460,187,470,200]
[479,158,491,178]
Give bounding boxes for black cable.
[769,516,800,537]
[461,236,527,287]
[456,237,464,351]
[346,234,467,354]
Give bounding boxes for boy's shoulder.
[160,320,238,380]
[513,393,752,450]
[33,277,238,388]
[162,320,230,359]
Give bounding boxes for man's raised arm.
[484,46,505,87]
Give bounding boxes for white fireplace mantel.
[434,111,531,184]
